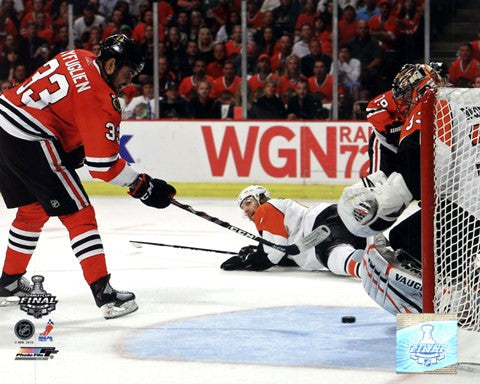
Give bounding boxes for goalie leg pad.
[361,243,423,315]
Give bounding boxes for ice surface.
[0,197,478,384]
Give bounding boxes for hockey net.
[422,87,480,331]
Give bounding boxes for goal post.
[421,87,480,331]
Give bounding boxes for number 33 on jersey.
[0,49,135,186]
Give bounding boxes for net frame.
[421,87,480,331]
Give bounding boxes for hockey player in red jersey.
[366,63,441,177]
[338,64,443,314]
[220,185,366,277]
[366,89,406,175]
[0,34,176,318]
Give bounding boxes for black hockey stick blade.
[129,240,237,255]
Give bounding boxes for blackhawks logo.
[111,94,122,113]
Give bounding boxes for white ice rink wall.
[81,120,372,185]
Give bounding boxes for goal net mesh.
[432,87,480,331]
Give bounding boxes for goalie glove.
[220,245,275,271]
[128,173,176,209]
[338,171,413,237]
[360,235,422,315]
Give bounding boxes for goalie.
[220,185,366,277]
[338,63,444,315]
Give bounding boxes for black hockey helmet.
[98,34,145,75]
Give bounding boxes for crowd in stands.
[0,0,479,120]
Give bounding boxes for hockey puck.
[341,316,356,323]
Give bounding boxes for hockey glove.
[220,245,274,271]
[128,173,176,209]
[338,172,412,237]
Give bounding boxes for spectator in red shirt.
[449,42,480,87]
[295,0,318,32]
[131,9,165,43]
[0,0,21,31]
[52,1,68,30]
[249,54,278,99]
[338,5,358,46]
[247,0,263,32]
[206,0,230,33]
[313,15,332,56]
[20,0,51,32]
[278,54,305,104]
[207,43,227,79]
[225,24,242,59]
[35,12,52,45]
[308,59,344,103]
[158,0,174,27]
[368,0,400,51]
[270,35,292,74]
[397,0,422,35]
[470,30,480,61]
[212,60,242,99]
[179,58,215,100]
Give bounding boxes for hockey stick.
[130,240,237,255]
[170,199,331,255]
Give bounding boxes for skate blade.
[101,300,138,319]
[0,296,20,307]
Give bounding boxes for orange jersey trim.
[253,202,288,238]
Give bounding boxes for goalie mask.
[392,63,440,115]
[237,185,271,208]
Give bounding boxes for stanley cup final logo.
[19,275,58,319]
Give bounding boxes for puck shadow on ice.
[121,306,396,370]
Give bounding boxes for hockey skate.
[0,272,32,307]
[90,274,138,319]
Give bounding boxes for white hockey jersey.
[251,198,331,271]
